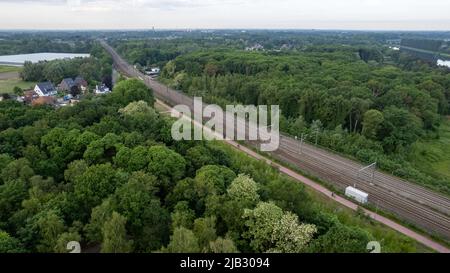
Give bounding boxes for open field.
[410,119,450,179]
[0,72,19,80]
[0,78,36,93]
[0,65,22,74]
[0,65,35,93]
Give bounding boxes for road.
[100,40,450,249]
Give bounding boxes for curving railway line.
[100,40,450,246]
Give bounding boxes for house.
[58,78,75,92]
[74,77,88,92]
[95,84,111,95]
[58,77,88,93]
[280,44,291,50]
[22,90,38,104]
[32,96,56,107]
[34,82,57,97]
[245,43,264,51]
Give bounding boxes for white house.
[34,82,57,97]
[95,84,111,95]
[245,43,264,51]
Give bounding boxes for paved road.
[101,41,450,248]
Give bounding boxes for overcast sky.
[0,0,449,30]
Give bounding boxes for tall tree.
[193,217,217,249]
[111,79,154,106]
[362,109,384,140]
[101,212,133,253]
[243,202,317,253]
[227,174,260,206]
[380,106,422,152]
[0,231,25,253]
[163,227,200,253]
[310,223,372,253]
[35,210,66,253]
[206,237,239,253]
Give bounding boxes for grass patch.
[409,119,450,179]
[0,78,36,93]
[0,65,22,74]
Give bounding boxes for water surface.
[0,52,90,65]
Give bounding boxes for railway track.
[279,136,450,216]
[273,144,450,236]
[100,40,450,242]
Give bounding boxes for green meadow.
[410,119,450,180]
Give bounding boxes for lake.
[0,52,90,65]
[437,59,450,68]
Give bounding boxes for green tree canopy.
[0,231,25,253]
[111,79,154,106]
[163,227,200,253]
[101,212,133,253]
[362,109,384,140]
[243,202,317,253]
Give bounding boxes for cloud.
[0,0,449,30]
[0,0,243,10]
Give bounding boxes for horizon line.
[0,28,450,32]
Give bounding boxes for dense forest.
[0,32,93,55]
[112,37,450,195]
[0,78,418,253]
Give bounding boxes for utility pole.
[295,136,301,154]
[357,162,377,188]
[315,129,319,146]
[300,133,308,154]
[300,134,304,154]
[376,200,379,218]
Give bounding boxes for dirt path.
[0,71,20,80]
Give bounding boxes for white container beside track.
[345,186,368,204]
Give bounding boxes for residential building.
[22,90,38,104]
[95,84,111,94]
[58,77,88,92]
[58,78,75,92]
[74,77,88,92]
[34,82,57,97]
[245,43,264,51]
